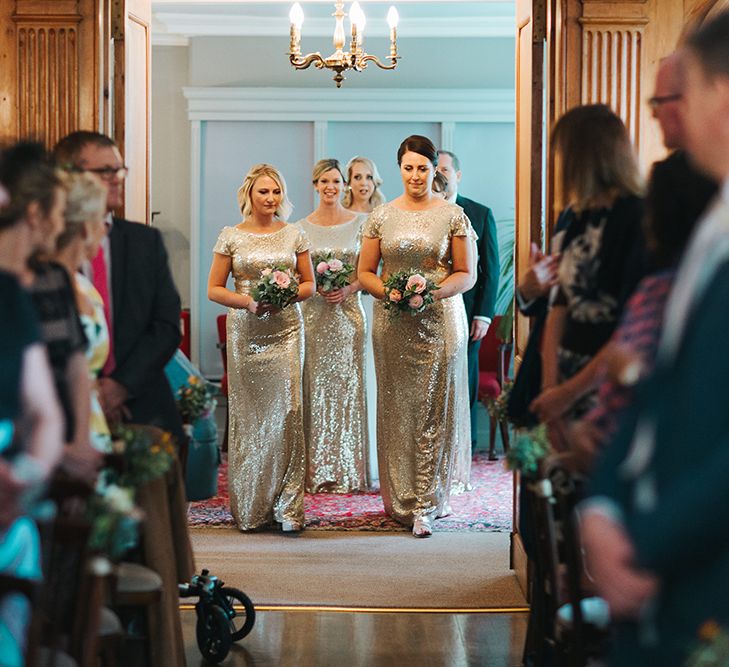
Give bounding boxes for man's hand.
[470,319,490,342]
[520,242,560,302]
[98,377,130,426]
[581,511,659,618]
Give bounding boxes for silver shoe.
[412,515,433,538]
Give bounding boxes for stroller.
[179,569,256,662]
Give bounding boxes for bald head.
[652,53,686,149]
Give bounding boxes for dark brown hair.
[551,104,643,213]
[397,135,437,166]
[53,131,117,170]
[0,141,62,231]
[686,10,729,79]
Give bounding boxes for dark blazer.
[456,194,499,323]
[589,254,729,665]
[108,217,184,442]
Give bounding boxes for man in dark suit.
[580,14,729,665]
[53,132,185,446]
[437,150,499,450]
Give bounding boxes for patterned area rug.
[188,453,513,532]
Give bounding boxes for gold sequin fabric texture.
[213,224,310,531]
[294,215,371,493]
[363,203,473,526]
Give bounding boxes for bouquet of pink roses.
[252,266,299,309]
[383,270,439,315]
[312,253,355,292]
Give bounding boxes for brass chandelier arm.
[289,52,328,70]
[359,54,399,71]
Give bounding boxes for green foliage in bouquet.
[505,424,551,477]
[382,269,439,315]
[86,481,141,561]
[110,425,176,488]
[312,253,355,292]
[176,375,217,425]
[252,266,299,308]
[684,621,729,667]
[484,381,514,424]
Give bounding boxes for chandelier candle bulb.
[289,2,304,54]
[387,6,399,57]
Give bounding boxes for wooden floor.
[182,609,528,666]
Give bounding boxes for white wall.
[151,45,191,305]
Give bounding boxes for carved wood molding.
[579,1,649,144]
[11,1,83,145]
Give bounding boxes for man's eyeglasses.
[648,93,682,110]
[65,165,129,181]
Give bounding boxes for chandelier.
[288,1,400,88]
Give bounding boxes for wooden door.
[0,0,101,145]
[512,0,547,597]
[111,0,151,223]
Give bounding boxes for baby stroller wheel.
[220,586,256,640]
[195,602,232,663]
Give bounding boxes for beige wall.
[151,45,191,306]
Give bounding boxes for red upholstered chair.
[477,315,513,460]
[216,314,229,452]
[179,309,191,359]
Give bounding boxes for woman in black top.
[531,105,647,424]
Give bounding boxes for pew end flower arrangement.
[505,423,551,477]
[176,375,217,432]
[86,478,142,562]
[484,380,514,426]
[383,270,439,315]
[684,621,729,667]
[312,253,355,292]
[110,425,176,488]
[252,266,299,309]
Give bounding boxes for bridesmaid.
[52,172,112,453]
[343,156,386,213]
[207,164,315,532]
[294,159,369,493]
[358,135,476,538]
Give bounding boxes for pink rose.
[389,289,402,303]
[405,274,428,294]
[328,258,343,272]
[316,261,329,275]
[273,270,291,288]
[261,267,272,277]
[408,294,424,309]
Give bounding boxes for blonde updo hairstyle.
[342,156,385,209]
[236,163,293,221]
[55,172,108,251]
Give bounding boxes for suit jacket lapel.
[110,217,127,328]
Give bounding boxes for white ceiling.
[152,1,515,43]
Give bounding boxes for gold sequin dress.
[212,224,310,531]
[294,215,370,493]
[363,202,473,526]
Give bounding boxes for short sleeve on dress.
[362,206,385,239]
[450,210,477,241]
[213,227,234,256]
[294,227,311,254]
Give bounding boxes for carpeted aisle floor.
[189,528,526,609]
[188,453,514,532]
